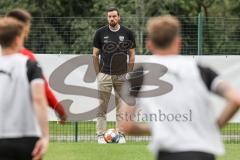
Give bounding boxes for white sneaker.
[97,134,107,144]
[118,133,126,144]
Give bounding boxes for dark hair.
[107,7,119,16]
[6,9,32,24]
[147,15,181,49]
[0,18,24,48]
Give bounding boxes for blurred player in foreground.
[119,15,240,160]
[6,9,67,123]
[0,17,48,160]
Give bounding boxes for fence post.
[74,122,78,142]
[198,12,203,55]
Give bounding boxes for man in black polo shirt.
[92,7,136,144]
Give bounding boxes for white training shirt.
[0,54,43,138]
[133,55,224,156]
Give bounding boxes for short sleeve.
[26,60,43,84]
[197,65,219,91]
[93,30,101,49]
[128,30,136,49]
[21,48,37,61]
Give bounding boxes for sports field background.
[41,46,240,160]
[17,9,240,160]
[46,122,240,160]
[1,1,240,159]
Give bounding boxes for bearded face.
[107,11,120,27]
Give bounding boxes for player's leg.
[97,73,113,143]
[113,74,126,143]
[0,139,15,160]
[15,137,39,160]
[0,137,39,160]
[157,151,215,160]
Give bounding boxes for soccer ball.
[104,128,120,143]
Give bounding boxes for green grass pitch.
[47,122,240,160]
[45,142,239,160]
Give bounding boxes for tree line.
[1,0,240,55]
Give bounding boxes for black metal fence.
[26,16,240,55]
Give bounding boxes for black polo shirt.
[93,25,136,75]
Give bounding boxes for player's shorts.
[158,151,215,160]
[0,137,39,160]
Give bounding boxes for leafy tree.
[1,0,240,55]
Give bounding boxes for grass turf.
[47,122,240,159]
[45,142,240,160]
